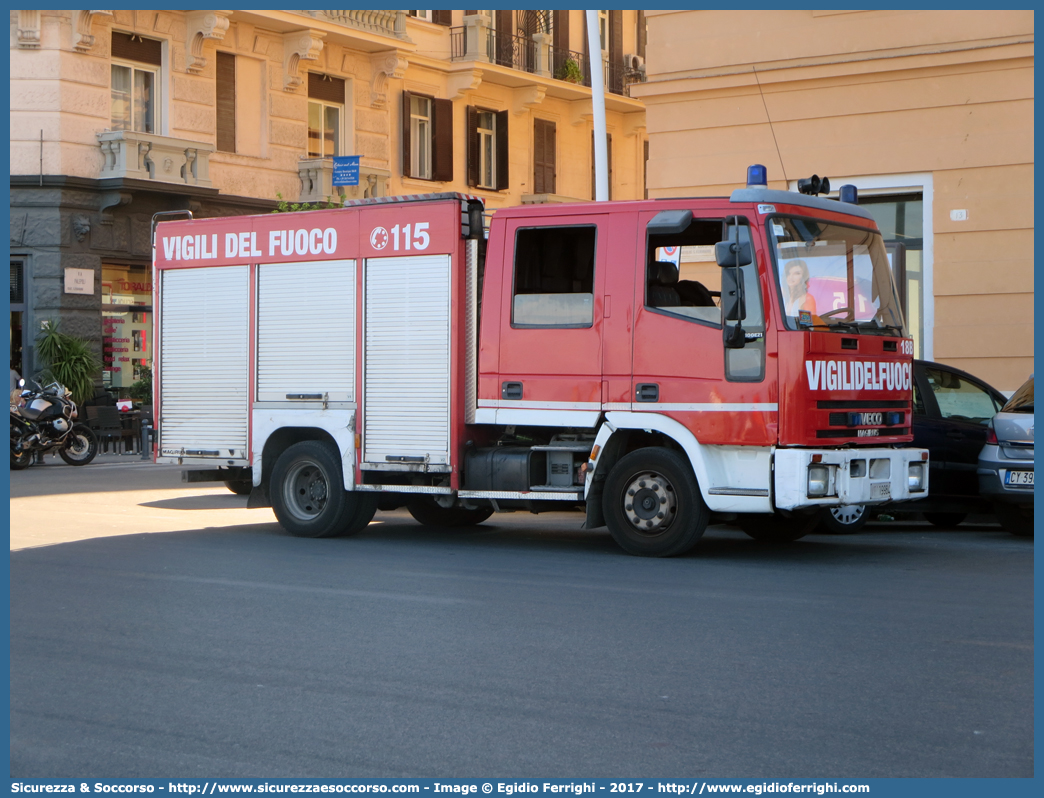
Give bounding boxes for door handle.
[636,383,659,403]
[501,381,523,400]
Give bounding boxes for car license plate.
[1004,470,1034,486]
[871,482,891,500]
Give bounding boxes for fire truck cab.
[154,166,927,556]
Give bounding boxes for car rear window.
[1001,377,1034,413]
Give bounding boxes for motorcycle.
[10,379,99,469]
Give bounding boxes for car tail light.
[986,424,998,445]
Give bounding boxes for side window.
[512,226,595,328]
[924,368,998,425]
[645,217,724,326]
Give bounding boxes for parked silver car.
[978,376,1034,536]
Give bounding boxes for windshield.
[769,216,907,335]
[1001,377,1034,413]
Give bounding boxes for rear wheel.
[818,504,870,534]
[408,498,494,527]
[923,512,967,529]
[740,510,818,543]
[271,441,367,538]
[602,447,708,557]
[59,425,98,466]
[994,503,1033,537]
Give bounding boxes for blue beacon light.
[747,164,768,187]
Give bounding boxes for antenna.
[752,65,788,186]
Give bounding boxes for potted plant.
[34,320,101,406]
[555,57,583,84]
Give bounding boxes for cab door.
[496,214,608,425]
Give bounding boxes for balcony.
[450,19,646,97]
[97,130,213,187]
[298,159,391,203]
[291,10,408,40]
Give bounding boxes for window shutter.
[433,11,452,27]
[495,109,509,191]
[495,10,513,65]
[534,119,555,195]
[553,11,570,78]
[432,98,454,182]
[637,11,646,60]
[308,72,345,103]
[466,106,479,188]
[10,260,24,305]
[216,52,236,153]
[609,11,623,94]
[111,31,162,66]
[465,10,477,16]
[401,90,412,178]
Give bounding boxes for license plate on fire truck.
[871,483,891,500]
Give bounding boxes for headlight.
[908,463,925,492]
[808,465,830,497]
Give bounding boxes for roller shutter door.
[158,266,249,459]
[363,254,451,467]
[257,260,355,402]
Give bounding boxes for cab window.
[512,225,595,327]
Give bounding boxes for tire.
[923,512,968,529]
[739,510,818,543]
[818,504,870,535]
[270,441,366,538]
[58,424,98,466]
[10,435,32,470]
[602,447,708,557]
[408,498,494,527]
[224,480,253,496]
[338,492,379,537]
[994,503,1033,538]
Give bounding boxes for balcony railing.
[97,130,213,186]
[450,23,644,97]
[294,10,408,39]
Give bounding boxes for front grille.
[817,428,909,439]
[817,400,908,409]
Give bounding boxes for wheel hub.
[623,472,677,535]
[830,505,865,525]
[285,463,329,520]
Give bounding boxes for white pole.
[586,9,609,202]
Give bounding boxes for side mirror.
[715,239,752,268]
[720,267,745,322]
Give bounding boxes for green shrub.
[34,321,101,406]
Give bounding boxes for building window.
[533,118,556,195]
[467,107,508,190]
[101,263,152,396]
[216,52,236,153]
[512,226,596,327]
[402,91,453,181]
[307,73,345,159]
[597,10,609,56]
[10,259,26,378]
[409,11,433,22]
[110,32,162,134]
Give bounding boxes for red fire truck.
[153,166,928,556]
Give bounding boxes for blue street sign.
[332,155,360,186]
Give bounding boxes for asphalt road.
[10,456,1034,778]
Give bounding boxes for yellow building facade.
[9,9,647,389]
[632,9,1033,391]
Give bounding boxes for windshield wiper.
[802,321,861,333]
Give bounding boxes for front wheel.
[739,510,818,543]
[408,498,494,528]
[10,431,32,470]
[271,441,369,538]
[602,447,708,557]
[59,425,98,466]
[818,504,870,535]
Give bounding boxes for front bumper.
[774,447,929,511]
